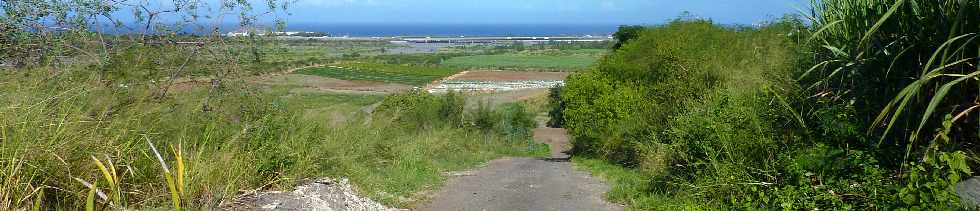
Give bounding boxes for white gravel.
[224,178,404,211]
[427,80,564,93]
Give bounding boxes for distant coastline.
[98,22,621,37]
[280,23,619,37]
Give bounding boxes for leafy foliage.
[564,4,980,208]
[803,0,979,208]
[555,18,952,209]
[612,25,645,49]
[804,0,979,154]
[376,91,537,140]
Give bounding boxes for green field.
[442,49,604,70]
[263,40,400,63]
[295,62,461,86]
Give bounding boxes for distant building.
[227,29,328,38]
[225,27,269,37]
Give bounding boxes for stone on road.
[420,128,622,211]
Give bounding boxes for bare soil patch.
[168,80,211,92]
[533,128,573,159]
[258,74,414,94]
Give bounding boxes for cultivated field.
[258,74,414,94]
[442,50,604,71]
[294,62,460,86]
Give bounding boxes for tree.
[612,25,644,49]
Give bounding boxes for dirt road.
[419,127,622,211]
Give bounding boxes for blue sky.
[281,0,811,25]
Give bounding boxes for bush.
[494,103,536,139]
[375,90,466,129]
[555,18,911,209]
[376,91,537,141]
[471,101,498,133]
[561,11,980,209]
[546,86,565,128]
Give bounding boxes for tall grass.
[0,61,544,209]
[805,1,978,207]
[805,0,979,144]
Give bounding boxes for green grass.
[295,62,461,86]
[443,50,604,71]
[262,40,400,63]
[0,65,544,209]
[573,157,712,210]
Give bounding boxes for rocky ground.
[222,178,404,211]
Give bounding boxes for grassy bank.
[0,62,544,209]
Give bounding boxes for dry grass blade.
[91,155,122,207]
[85,181,96,211]
[145,137,181,210]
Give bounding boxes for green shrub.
[546,86,565,128]
[470,101,498,133]
[375,90,466,129]
[612,25,645,49]
[376,91,537,141]
[494,103,536,139]
[556,18,912,209]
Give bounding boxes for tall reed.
[805,0,978,208]
[805,0,979,145]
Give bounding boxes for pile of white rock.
[226,178,404,211]
[427,80,564,93]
